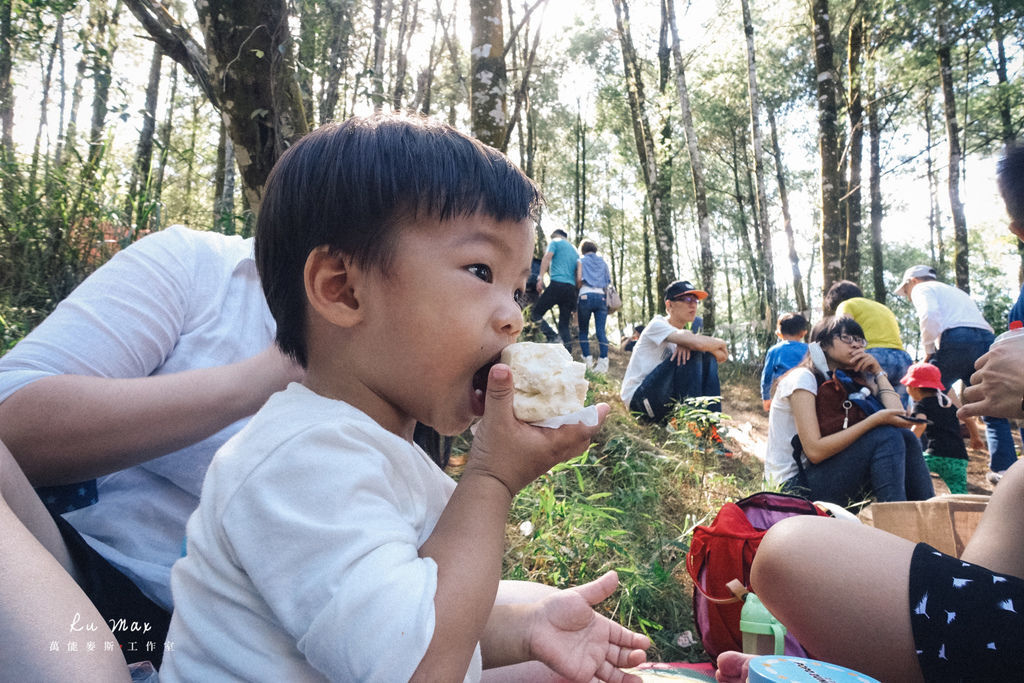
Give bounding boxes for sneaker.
[594,357,609,374]
[987,469,1006,485]
[583,356,594,370]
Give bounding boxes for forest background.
[0,0,1022,357]
[0,0,1022,665]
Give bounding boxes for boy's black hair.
[255,113,542,367]
[579,239,598,254]
[551,228,568,239]
[777,312,809,337]
[997,142,1024,224]
[823,280,864,316]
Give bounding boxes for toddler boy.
[902,362,969,494]
[760,312,809,411]
[161,114,650,682]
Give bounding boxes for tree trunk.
[612,0,675,295]
[844,14,863,285]
[937,18,969,291]
[768,105,808,314]
[666,0,716,331]
[392,0,417,110]
[370,0,393,110]
[740,0,776,331]
[810,0,842,302]
[125,43,163,234]
[125,0,309,207]
[866,51,885,303]
[151,62,178,231]
[470,0,507,149]
[297,0,317,128]
[0,0,14,170]
[86,0,123,171]
[319,0,355,125]
[29,22,61,200]
[574,102,586,241]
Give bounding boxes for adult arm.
[0,228,302,485]
[0,346,301,484]
[662,328,729,363]
[535,251,553,294]
[911,286,942,356]
[575,260,583,288]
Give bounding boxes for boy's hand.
[466,364,609,496]
[527,571,651,683]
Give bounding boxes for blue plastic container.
[748,656,880,683]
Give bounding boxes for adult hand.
[959,338,1024,420]
[527,571,650,683]
[671,345,691,365]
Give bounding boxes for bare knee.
[751,515,829,598]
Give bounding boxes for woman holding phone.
[764,316,933,505]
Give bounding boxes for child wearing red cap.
[902,362,969,493]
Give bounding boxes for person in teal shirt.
[530,229,579,352]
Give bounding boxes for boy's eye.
[467,264,493,283]
[513,289,525,310]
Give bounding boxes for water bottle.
[992,319,1024,347]
[739,591,787,656]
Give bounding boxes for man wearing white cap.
[896,265,1017,482]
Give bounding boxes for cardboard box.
[861,494,989,557]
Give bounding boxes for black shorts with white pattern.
[909,543,1024,681]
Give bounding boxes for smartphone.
[900,415,931,424]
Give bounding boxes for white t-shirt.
[764,367,819,486]
[910,280,993,355]
[0,226,274,609]
[620,316,682,404]
[162,383,482,683]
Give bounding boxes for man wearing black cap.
[620,280,729,422]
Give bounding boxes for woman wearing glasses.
[764,315,933,505]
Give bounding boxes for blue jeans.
[867,346,912,408]
[786,426,934,504]
[629,351,721,422]
[577,292,608,358]
[530,280,577,353]
[932,326,1018,472]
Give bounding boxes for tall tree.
[666,0,715,331]
[844,13,864,285]
[740,0,777,329]
[937,13,969,290]
[124,43,163,234]
[810,0,843,302]
[767,105,808,313]
[612,0,675,296]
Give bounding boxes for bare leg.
[751,516,923,682]
[960,458,1024,574]
[0,442,129,680]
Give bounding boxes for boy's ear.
[1009,218,1024,243]
[304,246,362,327]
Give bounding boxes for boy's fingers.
[485,363,515,406]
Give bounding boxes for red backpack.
[685,491,829,663]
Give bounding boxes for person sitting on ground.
[901,362,969,494]
[760,312,808,412]
[824,279,914,406]
[160,114,650,682]
[530,228,579,353]
[0,224,305,664]
[765,315,933,505]
[575,238,612,374]
[895,263,1017,483]
[620,324,644,352]
[620,280,729,423]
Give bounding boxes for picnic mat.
[625,662,717,681]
